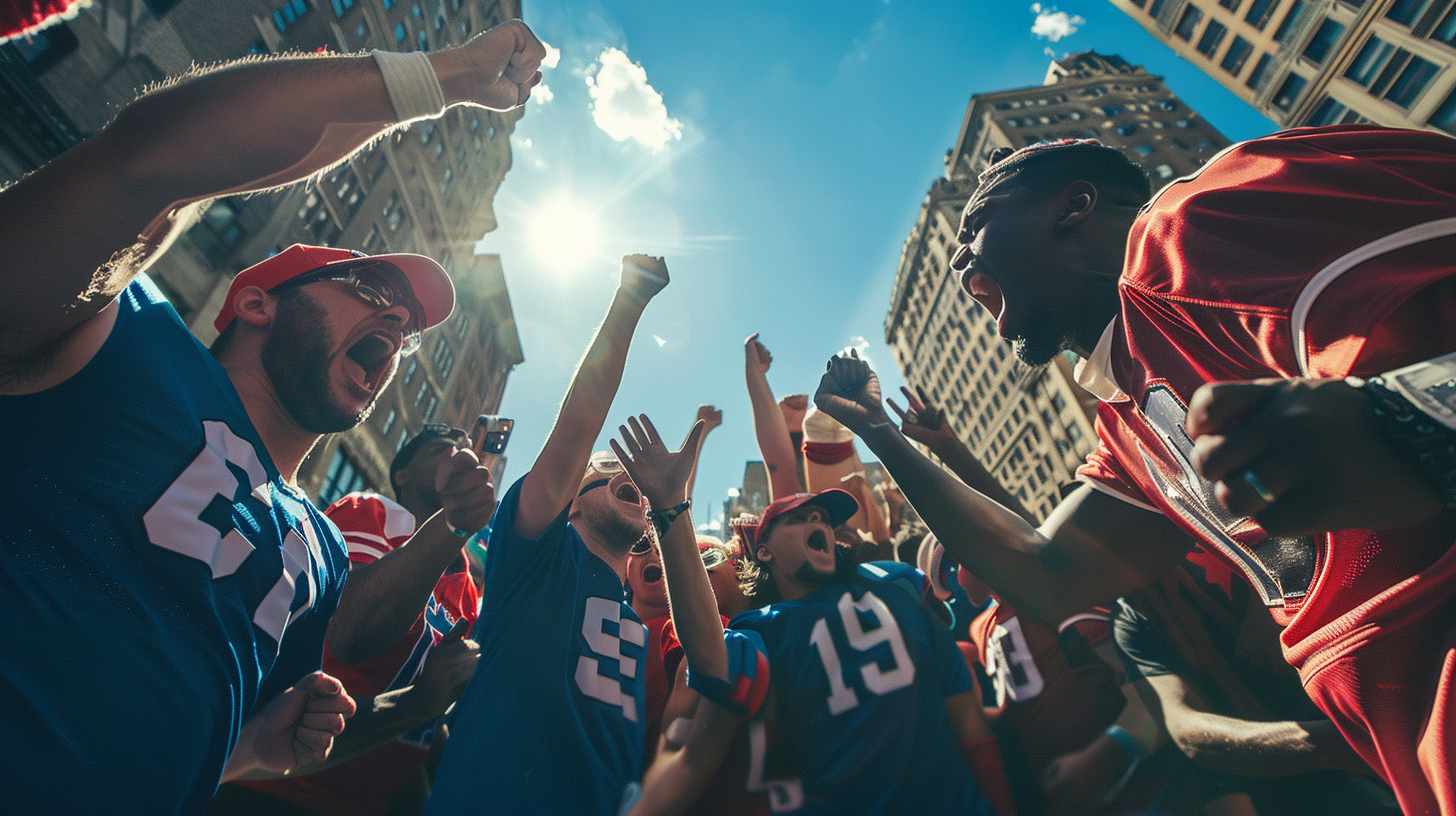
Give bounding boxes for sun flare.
[528,196,603,271]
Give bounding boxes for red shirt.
[1074,125,1456,816]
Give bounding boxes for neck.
[222,362,321,483]
[631,598,670,620]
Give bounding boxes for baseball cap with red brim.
[749,489,859,558]
[213,244,455,334]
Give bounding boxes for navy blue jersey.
[428,476,647,816]
[725,562,992,816]
[0,277,348,814]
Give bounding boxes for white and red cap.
[213,244,455,334]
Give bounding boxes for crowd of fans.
[2,12,1454,816]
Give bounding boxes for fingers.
[435,446,482,494]
[440,617,470,644]
[898,386,925,412]
[886,397,907,421]
[608,439,633,472]
[915,386,934,411]
[680,419,705,454]
[639,414,663,447]
[1185,380,1282,439]
[299,710,348,737]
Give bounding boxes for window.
[1148,0,1168,17]
[1174,6,1204,40]
[418,30,428,50]
[11,20,79,71]
[423,394,439,420]
[272,0,307,34]
[1385,54,1440,108]
[1052,393,1067,413]
[1386,0,1437,26]
[1302,19,1346,64]
[318,449,369,506]
[1244,0,1277,28]
[1196,19,1227,57]
[455,316,471,339]
[1345,36,1397,86]
[395,23,407,43]
[1272,0,1309,42]
[1155,163,1175,178]
[188,200,245,265]
[381,408,398,438]
[331,0,354,16]
[1134,143,1155,155]
[415,381,430,406]
[1219,0,1241,7]
[1434,3,1456,46]
[383,191,405,231]
[1246,53,1274,89]
[1346,38,1440,108]
[1429,86,1456,135]
[362,225,387,255]
[1307,95,1364,125]
[1272,73,1308,111]
[404,358,419,385]
[1221,35,1253,74]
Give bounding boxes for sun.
[528,196,603,271]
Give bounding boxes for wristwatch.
[1351,351,1456,508]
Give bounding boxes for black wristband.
[1357,375,1456,509]
[647,499,691,538]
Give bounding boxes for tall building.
[885,52,1230,522]
[1107,0,1456,133]
[1,0,526,504]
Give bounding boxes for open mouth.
[807,529,830,553]
[344,333,398,391]
[615,482,641,504]
[966,272,1006,326]
[643,565,663,584]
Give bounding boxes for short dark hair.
[972,139,1151,211]
[389,426,463,487]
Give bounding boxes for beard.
[1012,326,1075,367]
[577,499,648,553]
[261,290,370,434]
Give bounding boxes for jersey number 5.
[808,590,915,715]
[576,596,647,721]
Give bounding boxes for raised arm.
[513,256,668,539]
[743,335,801,500]
[684,404,722,502]
[0,20,543,378]
[814,351,1192,626]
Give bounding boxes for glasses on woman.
[272,260,425,354]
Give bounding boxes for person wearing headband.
[0,18,543,812]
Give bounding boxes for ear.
[755,544,772,564]
[1056,181,1098,229]
[390,467,407,491]
[231,285,275,329]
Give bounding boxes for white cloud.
[1030,5,1085,42]
[517,137,532,149]
[533,83,554,104]
[585,47,683,152]
[541,41,561,69]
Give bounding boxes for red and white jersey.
[1073,125,1456,815]
[237,492,481,816]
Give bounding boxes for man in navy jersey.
[616,418,1009,816]
[0,20,544,813]
[427,255,671,816]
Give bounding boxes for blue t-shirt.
[428,476,647,816]
[0,277,349,814]
[726,562,993,816]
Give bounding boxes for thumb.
[1185,380,1282,438]
[681,420,705,453]
[440,617,470,645]
[435,448,479,494]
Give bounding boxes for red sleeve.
[324,493,415,565]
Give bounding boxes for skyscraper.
[885,52,1230,522]
[1107,0,1456,133]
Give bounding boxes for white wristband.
[371,49,446,123]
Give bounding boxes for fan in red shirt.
[813,126,1456,815]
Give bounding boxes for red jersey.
[1074,125,1456,815]
[965,602,1124,814]
[237,493,481,816]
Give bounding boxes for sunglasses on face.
[700,547,730,570]
[589,451,625,475]
[272,261,425,354]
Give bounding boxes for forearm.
[630,700,738,816]
[1170,714,1371,777]
[746,369,799,500]
[518,291,645,534]
[927,438,1034,524]
[327,514,464,664]
[658,510,729,681]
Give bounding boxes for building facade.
[885,52,1230,522]
[1107,0,1456,133]
[1,0,526,504]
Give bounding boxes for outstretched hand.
[451,20,548,110]
[813,350,894,437]
[887,385,958,451]
[232,672,357,778]
[620,255,670,305]
[609,415,705,510]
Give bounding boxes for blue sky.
[476,0,1277,533]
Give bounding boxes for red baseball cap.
[749,489,859,558]
[213,244,455,334]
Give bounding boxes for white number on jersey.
[745,718,805,814]
[575,596,648,721]
[985,615,1045,706]
[807,590,916,715]
[142,420,321,643]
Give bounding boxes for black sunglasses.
[271,259,424,354]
